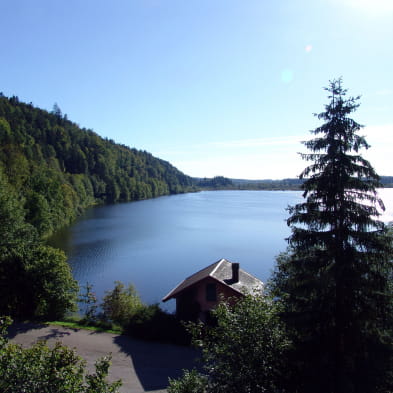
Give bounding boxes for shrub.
[0,316,121,393]
[101,281,142,326]
[168,369,207,393]
[168,294,290,393]
[125,304,190,345]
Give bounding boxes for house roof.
[162,258,263,302]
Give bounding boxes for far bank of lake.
[48,189,393,311]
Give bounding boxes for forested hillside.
[0,94,195,237]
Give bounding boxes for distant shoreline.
[195,176,393,191]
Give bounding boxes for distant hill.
[0,94,195,236]
[381,176,393,187]
[194,177,302,190]
[193,176,393,191]
[232,177,393,190]
[1,94,390,237]
[194,176,234,188]
[231,178,303,190]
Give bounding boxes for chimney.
[232,263,239,283]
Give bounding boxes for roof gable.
[162,259,263,302]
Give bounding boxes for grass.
[47,315,123,335]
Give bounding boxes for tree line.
[0,93,198,330]
[0,94,195,237]
[1,80,393,392]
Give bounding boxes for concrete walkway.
[8,323,200,393]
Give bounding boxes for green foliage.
[125,303,190,344]
[0,94,195,237]
[0,168,37,250]
[197,176,233,188]
[168,369,208,393]
[169,295,289,393]
[271,79,393,393]
[27,245,78,319]
[0,317,121,393]
[78,282,189,343]
[101,281,143,326]
[48,319,122,335]
[0,168,78,320]
[0,245,78,320]
[0,92,195,322]
[79,282,99,321]
[0,316,12,350]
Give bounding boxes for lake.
[48,189,393,311]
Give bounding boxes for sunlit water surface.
[48,189,393,311]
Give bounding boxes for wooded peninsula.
[1,94,391,239]
[1,80,393,393]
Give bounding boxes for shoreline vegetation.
[197,175,393,191]
[0,92,391,238]
[0,86,393,393]
[0,93,391,239]
[1,80,393,392]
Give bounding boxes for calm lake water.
[48,189,393,311]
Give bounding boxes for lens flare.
[281,69,294,83]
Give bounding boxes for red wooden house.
[162,258,263,322]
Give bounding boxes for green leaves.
[101,281,143,327]
[0,93,194,237]
[169,295,290,393]
[0,318,121,393]
[0,245,78,320]
[168,369,207,393]
[0,167,78,320]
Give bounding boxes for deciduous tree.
[0,317,121,393]
[101,281,142,326]
[168,295,289,393]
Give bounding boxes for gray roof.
[162,258,263,302]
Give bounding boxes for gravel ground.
[8,323,200,393]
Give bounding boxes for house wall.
[178,277,242,321]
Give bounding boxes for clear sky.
[1,0,392,179]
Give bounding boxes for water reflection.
[48,189,393,311]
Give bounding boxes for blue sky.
[1,0,392,179]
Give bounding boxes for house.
[162,258,263,322]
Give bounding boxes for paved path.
[8,323,200,393]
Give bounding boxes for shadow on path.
[37,327,75,340]
[113,335,201,391]
[8,323,80,341]
[7,322,48,339]
[8,322,201,392]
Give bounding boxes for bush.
[168,294,290,393]
[168,369,207,393]
[0,316,121,393]
[0,245,78,320]
[125,304,190,345]
[101,281,142,326]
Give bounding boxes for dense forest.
[0,94,195,237]
[1,93,390,238]
[1,81,393,392]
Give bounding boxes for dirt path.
[8,323,199,393]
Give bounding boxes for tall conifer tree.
[272,78,393,393]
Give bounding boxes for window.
[206,283,217,301]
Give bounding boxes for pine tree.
[272,78,393,393]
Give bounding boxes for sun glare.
[343,0,393,14]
